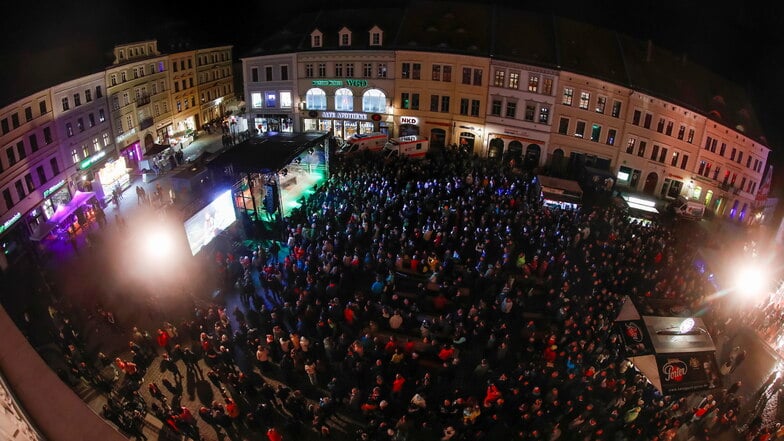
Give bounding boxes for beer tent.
[615,296,720,395]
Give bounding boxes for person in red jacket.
[157,329,171,353]
[543,344,558,367]
[267,427,283,441]
[483,383,502,407]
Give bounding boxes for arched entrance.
[400,124,419,137]
[524,144,541,169]
[459,132,476,154]
[430,128,446,149]
[550,148,565,176]
[144,133,154,150]
[488,138,504,159]
[643,172,658,195]
[507,141,523,166]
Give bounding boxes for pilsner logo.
[662,359,687,382]
[624,322,643,343]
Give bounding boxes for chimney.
[646,39,653,62]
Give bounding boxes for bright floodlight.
[733,264,768,297]
[143,229,175,260]
[679,318,695,334]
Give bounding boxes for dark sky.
[2,0,783,193]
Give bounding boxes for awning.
[143,143,172,158]
[47,191,96,226]
[29,222,56,242]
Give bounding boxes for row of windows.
[304,88,386,113]
[60,86,103,112]
[490,98,550,124]
[631,109,696,143]
[198,52,230,66]
[400,63,483,86]
[310,31,383,48]
[304,63,388,79]
[562,87,624,118]
[112,82,167,110]
[1,100,49,135]
[199,68,231,85]
[703,136,763,173]
[176,97,197,113]
[200,84,233,105]
[493,69,553,95]
[109,62,166,87]
[64,110,107,137]
[171,58,194,72]
[69,133,111,164]
[0,128,53,173]
[250,91,293,109]
[558,117,618,146]
[251,65,289,82]
[625,138,690,171]
[696,160,757,194]
[174,77,195,93]
[2,158,60,211]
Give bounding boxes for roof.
[536,175,583,196]
[553,16,628,85]
[642,316,716,354]
[492,7,557,67]
[207,131,329,175]
[393,1,491,55]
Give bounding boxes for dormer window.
[369,25,383,46]
[339,27,352,47]
[311,29,323,48]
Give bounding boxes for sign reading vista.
[311,79,369,87]
[320,112,368,120]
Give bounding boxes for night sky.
[2,0,783,197]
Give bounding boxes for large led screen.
[184,190,236,256]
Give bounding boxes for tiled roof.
[393,1,491,55]
[491,7,557,68]
[553,16,628,85]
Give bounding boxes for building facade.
[196,46,235,125]
[243,53,298,134]
[168,50,200,140]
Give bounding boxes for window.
[364,63,372,78]
[371,32,381,46]
[73,93,81,107]
[412,63,421,80]
[410,93,419,110]
[650,144,659,161]
[95,86,102,98]
[71,148,79,164]
[0,119,6,134]
[637,141,647,157]
[632,110,641,125]
[93,138,101,152]
[491,100,502,116]
[36,166,46,184]
[10,114,19,129]
[656,118,665,133]
[126,115,132,130]
[505,101,516,118]
[730,148,736,161]
[98,109,105,122]
[318,63,326,77]
[2,189,11,210]
[687,129,695,143]
[591,124,601,142]
[659,147,668,163]
[527,74,539,92]
[698,161,706,176]
[44,127,52,144]
[305,64,313,78]
[264,66,273,81]
[704,136,712,150]
[671,151,679,167]
[562,88,573,105]
[29,134,38,152]
[595,96,606,113]
[121,72,126,82]
[110,74,117,86]
[15,180,25,200]
[575,121,586,138]
[340,33,350,46]
[524,103,535,121]
[401,93,410,109]
[25,107,32,122]
[558,118,569,135]
[680,154,688,170]
[711,139,717,152]
[6,148,16,166]
[433,65,442,81]
[280,92,292,108]
[440,96,450,112]
[16,141,25,160]
[462,67,471,85]
[264,92,277,108]
[493,70,505,87]
[312,34,321,47]
[737,151,743,164]
[172,62,178,73]
[305,88,327,110]
[377,63,387,78]
[626,138,636,154]
[66,123,74,137]
[77,118,84,132]
[335,88,353,111]
[606,129,616,145]
[473,69,482,86]
[459,98,469,116]
[334,63,343,77]
[62,97,69,111]
[252,92,263,108]
[666,121,674,136]
[611,101,622,118]
[470,99,480,117]
[538,105,549,123]
[676,125,685,140]
[346,64,354,77]
[251,67,259,82]
[746,156,752,168]
[24,174,35,192]
[401,63,410,79]
[430,95,439,112]
[103,133,110,146]
[122,92,129,106]
[643,113,652,129]
[442,66,451,82]
[40,100,47,114]
[579,92,590,110]
[508,72,519,89]
[542,77,553,95]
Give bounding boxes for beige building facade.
[196,46,235,125]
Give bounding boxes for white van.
[337,132,388,155]
[383,136,430,159]
[668,196,705,220]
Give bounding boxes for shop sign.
[0,212,21,235]
[311,79,369,87]
[43,180,66,198]
[320,111,368,120]
[116,128,137,144]
[79,150,107,170]
[400,116,419,125]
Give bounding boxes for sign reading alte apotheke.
[311,79,369,87]
[320,112,368,120]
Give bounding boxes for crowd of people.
[37,147,779,441]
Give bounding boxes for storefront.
[254,113,294,134]
[96,157,131,203]
[121,141,143,172]
[398,116,420,137]
[455,124,482,154]
[303,111,388,139]
[486,132,546,167]
[424,121,450,149]
[0,212,26,271]
[74,150,113,199]
[41,179,71,219]
[156,123,173,145]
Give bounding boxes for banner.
[656,352,719,394]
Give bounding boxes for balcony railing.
[139,117,154,130]
[136,94,152,107]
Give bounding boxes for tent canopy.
[47,191,96,225]
[207,131,329,175]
